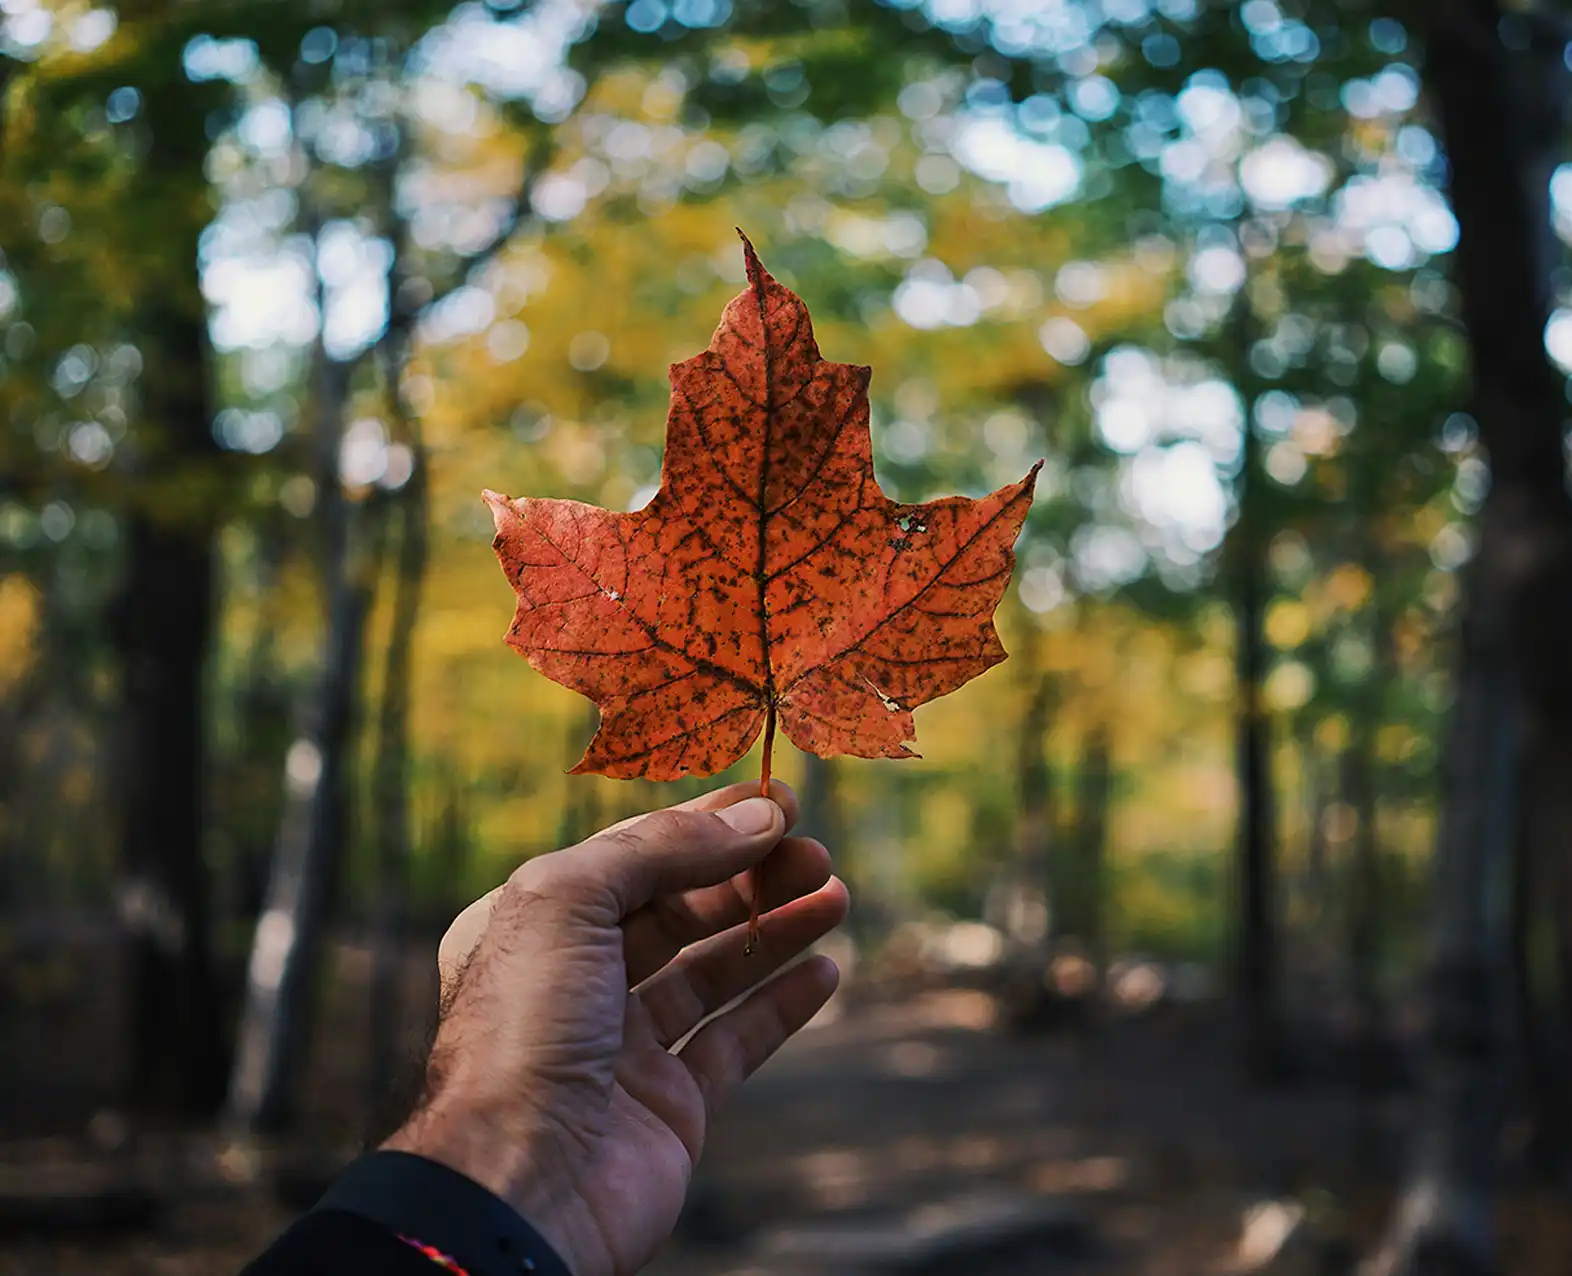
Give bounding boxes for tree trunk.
[367,392,428,1126]
[113,505,225,1118]
[1013,629,1053,943]
[108,79,226,1116]
[1341,721,1382,1154]
[798,751,843,852]
[556,702,604,848]
[1302,731,1330,931]
[1233,423,1280,1082]
[1559,825,1572,1089]
[226,523,293,931]
[1073,726,1109,978]
[1371,3,1572,1270]
[0,55,15,162]
[225,353,381,1133]
[1509,728,1572,1181]
[1344,547,1393,1150]
[799,746,846,879]
[1369,591,1523,1276]
[427,774,473,934]
[1557,839,1572,1142]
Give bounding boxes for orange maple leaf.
[485,233,1039,790]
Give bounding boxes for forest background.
[3,0,1571,1273]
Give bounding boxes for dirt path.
[2,986,1566,1275]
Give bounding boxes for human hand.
[383,781,848,1276]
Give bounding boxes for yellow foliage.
[0,574,42,688]
[1264,599,1311,649]
[1263,660,1314,712]
[1319,563,1373,615]
[1177,649,1232,702]
[1314,714,1349,752]
[1376,723,1420,763]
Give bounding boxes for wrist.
[383,1104,598,1276]
[313,1150,574,1276]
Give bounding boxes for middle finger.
[637,875,849,1048]
[623,835,832,986]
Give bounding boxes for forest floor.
[1,937,1568,1276]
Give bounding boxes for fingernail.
[717,797,778,835]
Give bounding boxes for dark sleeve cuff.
[240,1207,458,1275]
[310,1150,572,1276]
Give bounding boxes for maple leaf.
[485,233,1039,787]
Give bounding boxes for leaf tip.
[736,228,768,291]
[1013,461,1045,511]
[482,488,517,531]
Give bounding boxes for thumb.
[436,796,784,992]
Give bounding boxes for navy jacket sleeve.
[242,1151,572,1276]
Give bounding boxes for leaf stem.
[746,702,777,955]
[760,700,776,797]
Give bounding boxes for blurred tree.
[225,340,379,1131]
[107,154,229,1115]
[6,18,239,1116]
[1228,344,1283,1080]
[367,185,431,1122]
[798,751,848,910]
[1340,385,1401,1148]
[7,8,1556,1236]
[1012,624,1055,943]
[1070,721,1110,970]
[1510,762,1572,1181]
[1371,2,1572,1272]
[215,519,294,935]
[224,18,553,1127]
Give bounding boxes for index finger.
[436,780,799,989]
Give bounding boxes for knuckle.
[596,824,649,859]
[506,853,556,893]
[501,852,578,910]
[624,808,712,853]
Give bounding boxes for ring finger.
[636,875,849,1049]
